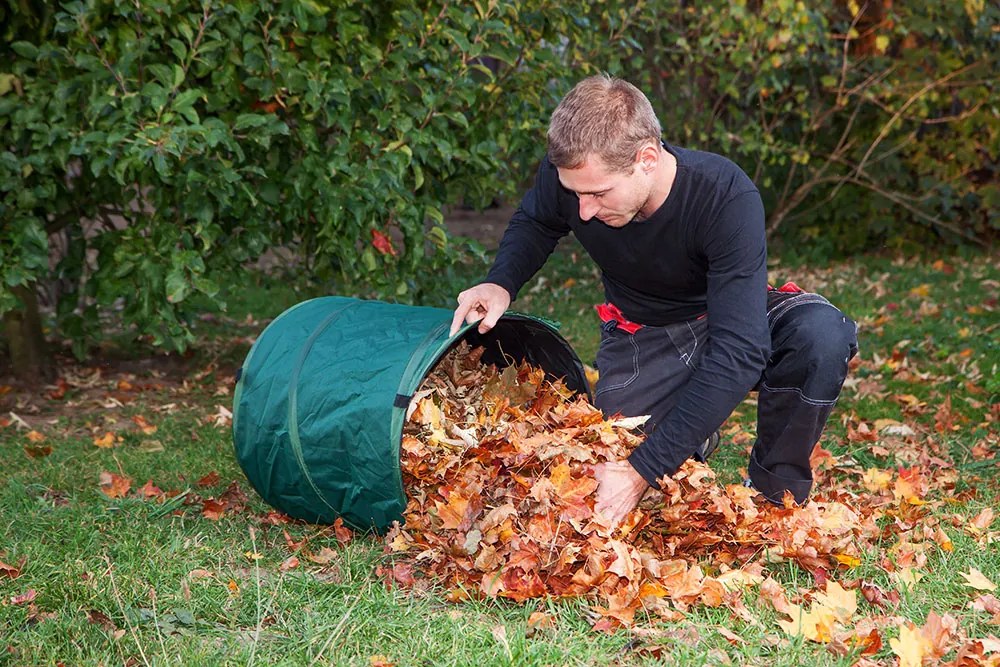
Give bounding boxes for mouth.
[597,214,628,227]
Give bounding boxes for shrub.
[0,0,632,373]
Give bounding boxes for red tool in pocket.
[769,281,804,293]
[595,303,643,334]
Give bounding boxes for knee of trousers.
[767,305,859,400]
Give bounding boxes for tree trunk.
[2,284,53,384]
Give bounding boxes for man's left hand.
[593,460,650,526]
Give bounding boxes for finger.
[477,303,503,335]
[449,300,475,337]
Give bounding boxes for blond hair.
[547,74,662,172]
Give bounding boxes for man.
[449,75,858,525]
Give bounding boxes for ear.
[636,141,659,172]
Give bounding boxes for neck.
[638,146,677,219]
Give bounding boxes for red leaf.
[860,581,898,608]
[371,229,397,256]
[135,480,164,499]
[87,609,117,631]
[202,499,227,521]
[11,589,36,605]
[333,517,353,544]
[857,628,883,655]
[499,567,547,601]
[392,563,415,586]
[48,378,69,400]
[196,471,220,488]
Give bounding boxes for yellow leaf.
[862,467,893,492]
[93,432,116,448]
[834,553,861,568]
[890,624,928,667]
[388,532,410,553]
[715,569,763,591]
[847,0,860,16]
[909,283,931,297]
[813,581,857,623]
[778,603,837,642]
[961,568,997,592]
[874,418,902,431]
[26,430,45,443]
[895,568,924,591]
[776,582,855,643]
[875,35,890,53]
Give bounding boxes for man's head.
[547,74,661,173]
[548,75,668,227]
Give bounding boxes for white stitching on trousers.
[759,381,838,406]
[682,320,700,368]
[767,293,836,332]
[595,333,641,396]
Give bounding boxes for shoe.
[696,430,721,462]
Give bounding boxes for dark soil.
[442,203,515,249]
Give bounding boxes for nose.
[578,196,600,221]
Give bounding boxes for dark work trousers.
[593,289,859,504]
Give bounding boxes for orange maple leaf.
[98,471,131,498]
[434,487,482,531]
[549,463,598,519]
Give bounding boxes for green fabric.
[233,296,589,533]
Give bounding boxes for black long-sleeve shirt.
[484,143,771,485]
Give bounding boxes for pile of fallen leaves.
[381,342,1000,663]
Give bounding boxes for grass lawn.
[1,247,998,666]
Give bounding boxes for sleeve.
[627,189,770,486]
[483,158,572,300]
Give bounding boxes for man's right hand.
[449,283,512,336]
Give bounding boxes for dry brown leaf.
[963,568,998,592]
[98,471,131,499]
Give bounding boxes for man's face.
[557,154,650,228]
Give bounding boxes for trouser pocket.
[593,317,708,433]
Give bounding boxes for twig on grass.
[248,525,263,667]
[309,593,362,666]
[103,554,153,667]
[149,586,170,665]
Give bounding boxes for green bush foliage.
[620,0,998,254]
[0,0,622,359]
[1,0,995,365]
